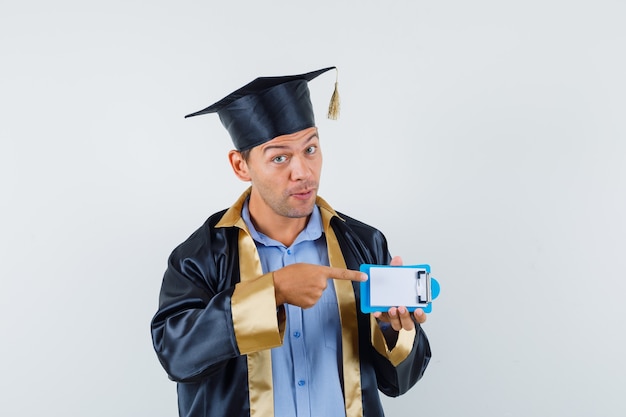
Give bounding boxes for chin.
[285,203,315,219]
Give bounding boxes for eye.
[305,146,317,155]
[272,155,287,164]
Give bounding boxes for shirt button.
[297,380,306,387]
[293,331,301,338]
[287,249,292,255]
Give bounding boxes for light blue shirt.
[242,200,346,417]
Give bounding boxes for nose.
[290,154,311,181]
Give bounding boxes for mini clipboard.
[360,264,441,313]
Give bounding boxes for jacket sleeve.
[150,222,284,383]
[368,318,431,397]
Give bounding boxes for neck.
[250,214,309,247]
[247,200,311,248]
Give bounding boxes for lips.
[289,185,317,200]
[291,189,314,200]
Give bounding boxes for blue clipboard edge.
[359,264,440,313]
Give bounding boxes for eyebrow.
[261,132,319,154]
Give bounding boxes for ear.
[228,150,251,182]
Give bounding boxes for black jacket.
[151,195,431,417]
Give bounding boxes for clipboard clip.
[416,270,431,304]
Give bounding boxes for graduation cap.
[185,66,340,151]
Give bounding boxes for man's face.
[241,127,322,219]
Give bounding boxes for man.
[151,66,431,417]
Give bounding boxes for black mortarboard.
[185,66,339,151]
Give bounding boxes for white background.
[2,1,625,416]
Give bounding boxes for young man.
[151,67,431,417]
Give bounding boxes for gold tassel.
[327,68,340,120]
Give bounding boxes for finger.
[387,307,403,331]
[413,308,427,324]
[326,266,368,282]
[373,312,393,324]
[397,306,416,331]
[390,256,403,266]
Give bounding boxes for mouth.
[290,188,316,200]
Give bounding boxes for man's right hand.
[273,263,367,308]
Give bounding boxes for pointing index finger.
[326,266,367,282]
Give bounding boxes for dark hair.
[240,149,251,162]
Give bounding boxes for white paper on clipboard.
[369,266,431,308]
